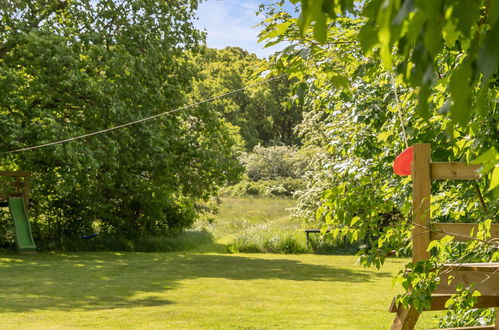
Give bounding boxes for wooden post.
[390,144,499,330]
[412,143,431,262]
[391,304,420,330]
[24,175,30,209]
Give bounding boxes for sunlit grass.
[206,196,299,232]
[0,252,437,329]
[194,197,301,250]
[0,197,440,328]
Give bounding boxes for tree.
[189,46,304,149]
[259,1,498,327]
[289,0,499,188]
[0,0,242,243]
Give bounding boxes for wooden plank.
[25,177,30,209]
[389,294,499,313]
[430,162,481,180]
[9,181,27,188]
[0,171,31,177]
[442,263,499,272]
[430,223,499,241]
[412,143,431,262]
[429,326,495,330]
[436,269,499,296]
[428,294,499,311]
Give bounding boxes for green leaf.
[350,216,360,226]
[358,22,378,54]
[472,147,498,173]
[416,83,430,119]
[477,21,499,81]
[313,11,328,43]
[489,166,499,191]
[449,61,473,125]
[258,22,292,42]
[452,1,480,37]
[331,75,350,88]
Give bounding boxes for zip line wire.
[1,74,287,155]
[390,72,409,149]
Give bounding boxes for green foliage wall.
[189,46,304,149]
[241,145,308,181]
[0,0,242,242]
[259,1,498,326]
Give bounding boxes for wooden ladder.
[389,144,499,330]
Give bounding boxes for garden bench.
[304,229,330,246]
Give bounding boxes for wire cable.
[390,72,409,149]
[1,74,287,155]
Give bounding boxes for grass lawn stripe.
[0,252,438,329]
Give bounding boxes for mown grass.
[0,252,437,329]
[0,197,441,328]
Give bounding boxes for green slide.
[8,197,37,253]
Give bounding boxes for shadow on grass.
[0,252,391,312]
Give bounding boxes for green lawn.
[0,197,440,328]
[0,252,437,329]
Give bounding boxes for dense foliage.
[0,0,243,244]
[293,0,499,138]
[241,145,308,181]
[259,0,498,327]
[189,46,303,149]
[222,145,309,197]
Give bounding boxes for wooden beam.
[430,223,499,242]
[0,171,31,177]
[441,263,499,272]
[9,181,27,188]
[429,326,495,330]
[412,143,431,262]
[436,266,499,296]
[430,162,481,180]
[428,294,499,311]
[389,294,499,313]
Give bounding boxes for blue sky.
[193,0,295,58]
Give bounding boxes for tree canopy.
[189,46,304,149]
[0,0,242,243]
[289,0,499,187]
[259,0,498,327]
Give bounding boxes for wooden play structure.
[0,171,31,206]
[389,144,499,329]
[0,171,37,253]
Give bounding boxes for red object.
[393,146,413,176]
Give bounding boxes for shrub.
[0,209,16,250]
[307,233,359,255]
[263,236,308,254]
[240,145,309,181]
[221,178,305,197]
[30,229,215,252]
[228,224,309,254]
